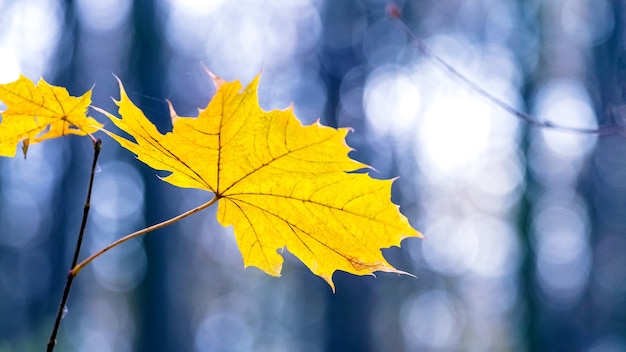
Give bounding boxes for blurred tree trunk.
[319,1,374,351]
[128,2,177,351]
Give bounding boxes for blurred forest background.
[1,0,625,351]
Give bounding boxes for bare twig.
[47,138,102,352]
[387,4,626,137]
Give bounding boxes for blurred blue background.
[1,0,625,351]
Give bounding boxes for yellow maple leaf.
[100,72,421,289]
[0,75,102,157]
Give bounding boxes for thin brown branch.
[387,4,626,137]
[47,138,102,352]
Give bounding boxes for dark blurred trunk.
[585,0,626,347]
[319,1,374,351]
[46,0,82,337]
[517,1,539,348]
[129,2,177,351]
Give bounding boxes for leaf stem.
[47,138,102,352]
[70,196,218,277]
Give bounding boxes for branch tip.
[389,10,626,137]
[386,3,402,19]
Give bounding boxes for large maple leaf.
[0,75,102,157]
[100,72,421,289]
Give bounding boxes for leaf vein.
[230,198,362,267]
[220,133,338,195]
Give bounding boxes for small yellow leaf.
[101,73,421,290]
[0,75,102,157]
